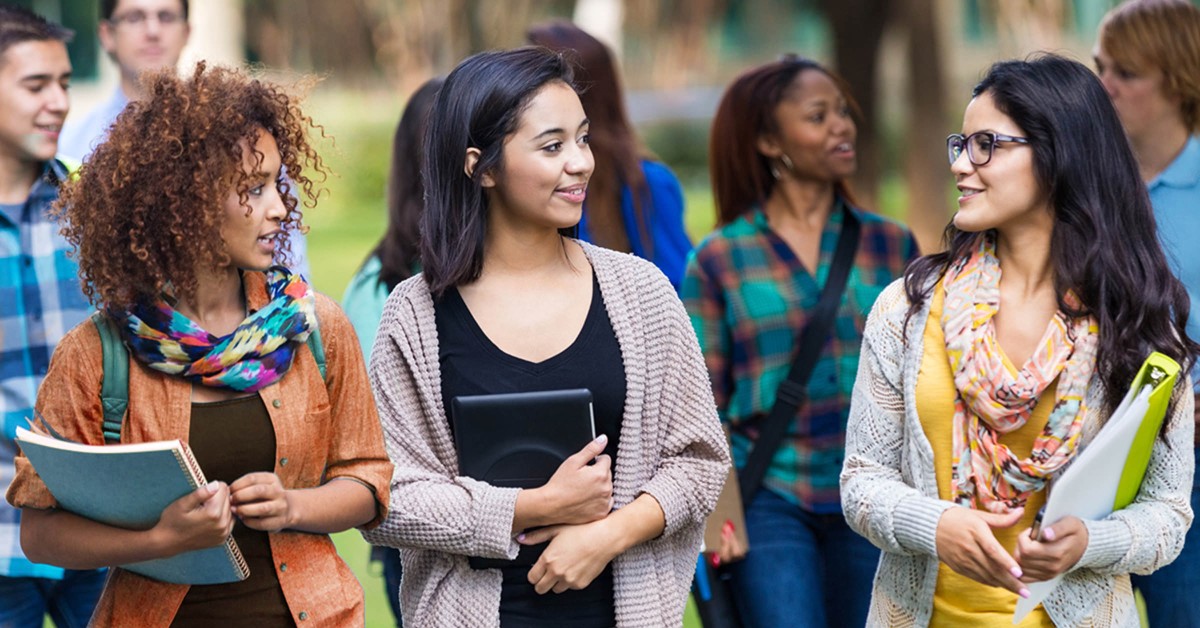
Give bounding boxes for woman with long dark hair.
[8,64,392,626]
[527,20,692,288]
[1094,3,1200,621]
[841,54,1197,627]
[681,55,917,627]
[362,47,728,627]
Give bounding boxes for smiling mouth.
[556,185,587,202]
[958,188,982,200]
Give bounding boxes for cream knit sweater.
[842,279,1194,628]
[363,242,730,627]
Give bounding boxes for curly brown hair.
[55,62,327,310]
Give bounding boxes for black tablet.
[449,388,595,569]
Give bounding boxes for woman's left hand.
[1014,516,1089,582]
[229,472,294,532]
[521,520,621,594]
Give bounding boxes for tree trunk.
[903,0,950,252]
[819,0,890,210]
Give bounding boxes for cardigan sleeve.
[634,266,731,537]
[1074,378,1195,574]
[360,280,521,560]
[840,281,954,558]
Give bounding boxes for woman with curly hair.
[6,63,391,627]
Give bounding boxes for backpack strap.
[306,325,327,382]
[91,312,129,444]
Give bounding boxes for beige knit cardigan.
[363,242,731,627]
[841,279,1195,627]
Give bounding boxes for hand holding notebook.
[15,426,249,584]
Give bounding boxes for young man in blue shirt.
[0,6,103,626]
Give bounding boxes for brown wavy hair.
[54,62,327,311]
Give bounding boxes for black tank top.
[436,275,626,628]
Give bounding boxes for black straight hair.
[420,46,575,299]
[368,77,442,292]
[905,53,1198,420]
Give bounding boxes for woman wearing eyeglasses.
[841,54,1197,627]
[1094,2,1200,623]
[681,56,918,628]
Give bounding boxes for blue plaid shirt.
[0,159,91,578]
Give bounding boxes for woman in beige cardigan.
[362,47,729,627]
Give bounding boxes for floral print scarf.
[941,234,1099,511]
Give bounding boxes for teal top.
[341,255,390,360]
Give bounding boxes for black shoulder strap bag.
[694,205,861,628]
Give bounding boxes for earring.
[769,163,782,180]
[780,153,795,172]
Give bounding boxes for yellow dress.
[917,283,1056,628]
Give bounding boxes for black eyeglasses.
[946,131,1031,166]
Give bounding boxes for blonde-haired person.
[1094,1,1200,624]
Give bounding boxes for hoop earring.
[780,153,795,172]
[769,163,782,180]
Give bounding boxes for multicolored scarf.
[941,234,1099,511]
[112,267,317,392]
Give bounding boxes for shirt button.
[298,611,308,621]
[272,399,282,408]
[279,457,289,467]
[279,562,288,572]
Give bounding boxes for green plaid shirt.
[682,201,917,513]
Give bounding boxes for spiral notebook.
[15,426,249,585]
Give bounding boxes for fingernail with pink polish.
[1019,588,1031,599]
[1010,566,1023,579]
[517,533,525,542]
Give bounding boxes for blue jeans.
[1132,447,1200,627]
[0,569,106,628]
[727,489,878,628]
[371,545,403,627]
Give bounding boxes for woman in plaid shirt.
[681,55,918,628]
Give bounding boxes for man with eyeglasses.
[0,6,104,627]
[59,0,189,162]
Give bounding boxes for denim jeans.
[373,545,403,627]
[0,569,106,628]
[727,489,878,628]
[1132,447,1200,627]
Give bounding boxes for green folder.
[1114,351,1181,510]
